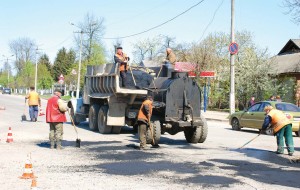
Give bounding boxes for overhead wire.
[197,0,225,43]
[102,0,206,39]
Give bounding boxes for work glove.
[67,101,72,108]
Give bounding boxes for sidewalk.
[202,110,229,122]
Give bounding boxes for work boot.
[50,141,55,149]
[56,141,64,150]
[288,152,294,156]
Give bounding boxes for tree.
[52,47,76,81]
[38,54,52,73]
[74,13,106,62]
[283,0,300,24]
[15,61,35,88]
[9,37,36,73]
[37,64,53,89]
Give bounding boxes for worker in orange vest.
[114,47,130,87]
[137,95,153,150]
[25,86,41,122]
[262,105,294,156]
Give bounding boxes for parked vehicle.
[229,101,300,136]
[2,88,11,95]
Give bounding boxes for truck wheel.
[70,106,80,125]
[151,120,161,146]
[198,115,208,143]
[112,126,122,134]
[89,105,100,131]
[184,126,201,143]
[98,106,112,134]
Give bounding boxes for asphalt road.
[0,94,299,190]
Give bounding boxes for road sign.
[58,74,64,84]
[200,71,215,77]
[229,42,238,55]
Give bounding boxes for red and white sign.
[58,74,64,84]
[174,62,197,77]
[200,71,215,77]
[229,42,239,55]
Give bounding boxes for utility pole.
[229,0,235,114]
[76,31,83,99]
[2,55,14,88]
[34,47,39,91]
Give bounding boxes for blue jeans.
[29,106,39,120]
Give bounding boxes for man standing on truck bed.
[137,95,153,150]
[114,47,130,87]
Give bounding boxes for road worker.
[25,86,41,122]
[262,105,294,156]
[165,48,177,68]
[137,95,153,150]
[46,89,68,149]
[114,47,130,87]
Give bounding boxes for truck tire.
[112,126,122,134]
[184,126,201,143]
[198,115,208,143]
[89,105,100,131]
[151,120,161,146]
[98,106,112,134]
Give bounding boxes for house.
[272,39,300,105]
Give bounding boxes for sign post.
[200,71,215,112]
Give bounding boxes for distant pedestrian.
[25,87,41,122]
[137,95,153,150]
[46,89,68,149]
[262,105,294,156]
[247,96,255,108]
[114,47,129,87]
[268,95,275,101]
[276,95,282,102]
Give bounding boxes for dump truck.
[69,62,208,144]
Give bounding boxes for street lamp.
[34,47,39,91]
[2,54,14,87]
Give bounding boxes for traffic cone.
[6,127,13,143]
[30,178,38,190]
[38,108,45,116]
[19,155,36,179]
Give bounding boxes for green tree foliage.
[37,63,53,89]
[39,54,52,73]
[52,47,76,81]
[15,61,35,88]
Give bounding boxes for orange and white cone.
[6,127,13,143]
[19,155,36,179]
[30,178,38,190]
[39,108,45,116]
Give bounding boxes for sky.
[1,0,300,69]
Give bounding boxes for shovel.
[239,133,261,149]
[67,110,81,148]
[21,99,27,121]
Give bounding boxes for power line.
[102,0,206,39]
[197,0,225,43]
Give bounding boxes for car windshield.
[275,103,300,112]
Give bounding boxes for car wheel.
[231,118,241,131]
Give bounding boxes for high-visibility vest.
[27,91,40,106]
[138,99,153,123]
[268,109,291,134]
[115,53,128,71]
[46,96,67,123]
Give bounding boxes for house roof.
[271,52,300,74]
[278,39,300,55]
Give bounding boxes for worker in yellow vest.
[25,86,41,122]
[262,105,294,156]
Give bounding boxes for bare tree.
[9,37,36,73]
[74,13,105,61]
[283,0,300,24]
